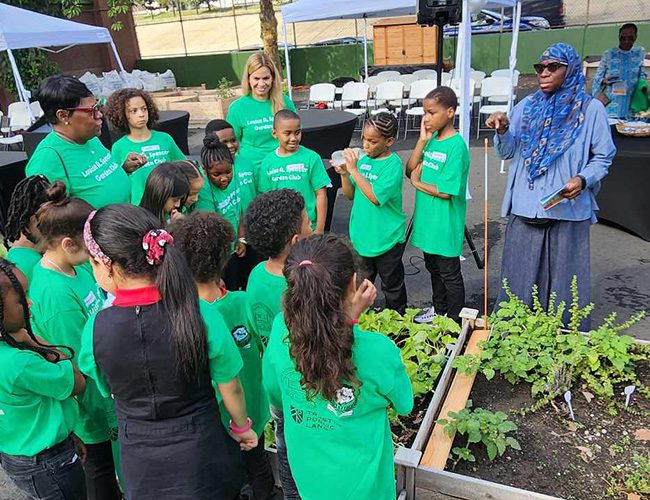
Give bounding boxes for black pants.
[224,246,263,291]
[84,440,120,500]
[358,242,407,314]
[324,168,342,232]
[423,252,465,322]
[241,434,275,499]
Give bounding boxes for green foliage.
[359,308,460,400]
[606,454,650,497]
[437,400,521,464]
[215,77,235,100]
[452,277,648,410]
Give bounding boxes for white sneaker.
[414,306,437,324]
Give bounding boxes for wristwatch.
[578,175,586,190]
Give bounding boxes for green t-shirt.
[112,130,186,205]
[0,344,79,456]
[29,262,115,444]
[227,94,297,166]
[193,176,242,241]
[245,262,287,345]
[234,154,257,214]
[6,246,41,285]
[203,291,269,436]
[263,316,413,500]
[256,146,330,229]
[411,133,470,258]
[25,132,130,209]
[78,300,243,398]
[349,153,406,257]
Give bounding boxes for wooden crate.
[151,87,241,127]
[373,17,438,66]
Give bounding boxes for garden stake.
[564,390,575,421]
[624,385,636,408]
[483,138,489,329]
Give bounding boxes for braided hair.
[365,112,399,139]
[200,135,233,172]
[4,175,50,247]
[0,259,71,361]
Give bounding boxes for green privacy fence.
[137,23,649,87]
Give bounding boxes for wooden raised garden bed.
[151,85,242,127]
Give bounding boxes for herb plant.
[437,400,521,465]
[606,454,650,498]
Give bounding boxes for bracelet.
[238,237,247,245]
[229,417,253,434]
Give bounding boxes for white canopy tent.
[0,2,125,120]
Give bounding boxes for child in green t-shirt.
[334,112,408,313]
[0,259,87,500]
[105,88,186,205]
[140,161,190,225]
[28,181,120,498]
[256,110,330,233]
[406,87,470,324]
[262,233,412,500]
[171,211,277,500]
[4,175,50,285]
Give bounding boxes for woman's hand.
[350,279,377,320]
[562,176,584,200]
[122,153,147,174]
[343,148,359,173]
[235,240,247,258]
[485,112,510,134]
[419,118,433,142]
[231,429,258,451]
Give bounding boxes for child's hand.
[232,429,258,451]
[235,240,247,258]
[333,163,348,176]
[419,119,433,142]
[169,208,184,223]
[411,164,423,184]
[350,279,377,319]
[343,148,359,172]
[71,434,88,464]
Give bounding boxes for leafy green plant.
[215,77,235,100]
[452,277,648,412]
[437,400,521,465]
[606,454,650,498]
[359,308,460,399]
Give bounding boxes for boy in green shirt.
[406,87,470,323]
[256,110,330,233]
[171,211,276,500]
[334,112,408,313]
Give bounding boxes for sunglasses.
[64,97,106,118]
[533,62,567,75]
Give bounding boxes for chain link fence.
[134,0,650,58]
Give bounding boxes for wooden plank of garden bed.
[420,328,491,469]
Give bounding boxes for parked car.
[311,37,365,46]
[443,9,550,37]
[521,0,565,28]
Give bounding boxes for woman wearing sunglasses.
[25,75,131,209]
[591,23,646,119]
[485,43,616,329]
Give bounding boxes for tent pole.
[363,16,369,80]
[6,48,36,122]
[507,1,521,114]
[109,39,126,72]
[459,0,471,146]
[282,19,292,100]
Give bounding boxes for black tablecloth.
[298,110,358,160]
[0,152,28,224]
[596,127,650,241]
[23,110,191,159]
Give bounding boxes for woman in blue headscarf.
[486,43,616,327]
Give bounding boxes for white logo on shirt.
[359,164,372,171]
[286,163,308,173]
[84,291,97,307]
[141,145,161,153]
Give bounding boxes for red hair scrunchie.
[142,229,174,266]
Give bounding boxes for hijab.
[520,43,593,185]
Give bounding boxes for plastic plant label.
[564,390,575,421]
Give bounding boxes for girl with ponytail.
[78,203,256,500]
[0,260,87,499]
[262,233,414,500]
[28,180,121,500]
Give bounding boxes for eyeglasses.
[533,62,567,75]
[64,98,106,118]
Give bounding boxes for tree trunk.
[259,0,281,72]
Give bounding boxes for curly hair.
[244,189,305,259]
[171,211,235,284]
[4,175,50,246]
[105,88,160,133]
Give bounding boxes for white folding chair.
[470,70,487,88]
[441,72,453,86]
[403,79,437,139]
[0,134,23,151]
[30,101,44,119]
[476,77,511,138]
[369,81,405,114]
[413,69,437,80]
[397,74,418,94]
[335,82,369,129]
[3,102,31,134]
[306,83,336,109]
[489,69,519,102]
[377,70,401,79]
